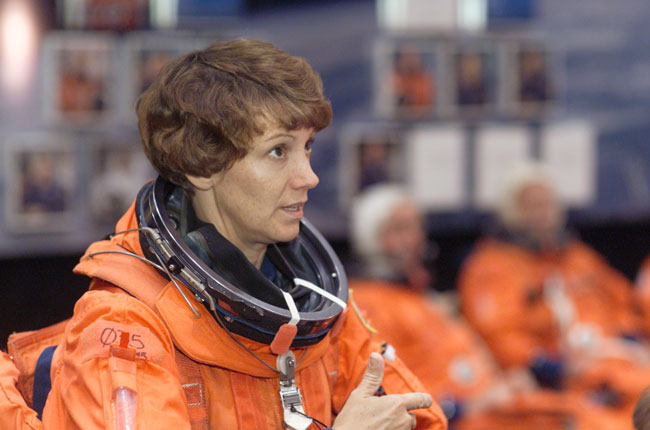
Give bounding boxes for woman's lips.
[282,203,304,219]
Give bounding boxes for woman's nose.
[292,156,319,190]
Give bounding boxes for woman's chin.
[272,225,301,243]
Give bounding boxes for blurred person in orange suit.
[347,184,625,429]
[458,162,650,423]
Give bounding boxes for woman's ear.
[185,173,218,191]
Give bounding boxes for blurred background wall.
[1,0,649,342]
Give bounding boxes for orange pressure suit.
[1,203,447,430]
[351,280,494,401]
[0,352,42,430]
[458,236,649,423]
[351,279,628,430]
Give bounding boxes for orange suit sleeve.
[42,289,191,430]
[351,283,497,402]
[0,352,43,430]
[325,299,448,430]
[458,244,556,368]
[567,242,641,336]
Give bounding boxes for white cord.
[293,278,347,310]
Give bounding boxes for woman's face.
[516,183,561,237]
[198,127,319,256]
[380,201,425,268]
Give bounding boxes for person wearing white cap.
[458,162,650,427]
[347,184,616,429]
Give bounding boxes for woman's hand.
[333,352,432,430]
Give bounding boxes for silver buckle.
[277,351,312,430]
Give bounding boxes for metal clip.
[277,351,312,430]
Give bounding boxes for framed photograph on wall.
[58,0,150,31]
[406,125,468,211]
[87,138,155,226]
[123,33,206,122]
[3,133,79,233]
[42,32,118,125]
[504,40,563,117]
[473,123,533,210]
[338,123,406,210]
[374,38,446,120]
[540,119,597,207]
[448,40,501,116]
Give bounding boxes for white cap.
[496,161,556,230]
[350,184,414,260]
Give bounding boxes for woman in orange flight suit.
[1,40,446,430]
[458,163,650,425]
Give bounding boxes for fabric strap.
[281,291,301,325]
[32,345,57,420]
[174,351,209,430]
[293,278,347,310]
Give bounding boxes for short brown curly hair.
[136,39,332,190]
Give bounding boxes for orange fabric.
[7,319,69,408]
[457,389,629,430]
[351,280,495,401]
[78,319,165,363]
[174,353,208,430]
[351,279,639,430]
[458,238,641,369]
[37,202,446,430]
[456,237,647,429]
[567,356,650,417]
[0,352,43,430]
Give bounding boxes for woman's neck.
[245,246,267,269]
[191,190,267,269]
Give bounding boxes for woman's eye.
[269,146,285,159]
[305,138,314,154]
